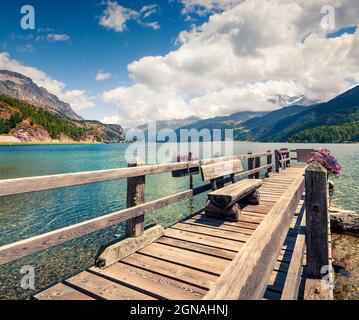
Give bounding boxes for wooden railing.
[0,150,277,266]
[204,172,305,300]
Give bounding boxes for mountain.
[0,95,125,143]
[267,94,320,107]
[136,116,200,132]
[238,86,359,142]
[0,70,83,120]
[237,104,317,140]
[175,111,267,140]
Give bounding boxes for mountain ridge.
[0,70,125,143]
[0,69,83,121]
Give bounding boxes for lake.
[0,142,358,299]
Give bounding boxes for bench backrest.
[200,159,243,181]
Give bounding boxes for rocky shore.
[329,207,359,300]
[330,207,359,235]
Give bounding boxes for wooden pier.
[0,149,333,300]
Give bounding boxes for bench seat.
[208,179,262,208]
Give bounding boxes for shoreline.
[0,141,127,146]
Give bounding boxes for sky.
[0,0,358,128]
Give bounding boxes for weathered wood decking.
[35,167,308,300]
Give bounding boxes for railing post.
[247,152,254,179]
[305,162,329,277]
[254,156,260,179]
[126,158,145,237]
[266,150,272,177]
[274,150,280,172]
[286,151,291,167]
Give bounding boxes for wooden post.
[266,150,272,177]
[248,152,254,179]
[126,159,145,237]
[188,152,194,189]
[286,151,291,167]
[305,162,329,278]
[254,156,260,179]
[274,150,280,172]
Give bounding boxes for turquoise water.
[0,142,358,299]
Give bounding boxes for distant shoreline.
[0,141,127,146]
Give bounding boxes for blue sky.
[0,0,207,121]
[0,0,358,128]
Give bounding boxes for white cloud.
[142,21,160,30]
[99,1,160,32]
[47,33,70,42]
[100,0,359,128]
[0,52,94,110]
[99,1,138,32]
[181,0,243,15]
[140,4,158,18]
[96,70,112,81]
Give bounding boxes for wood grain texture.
[201,160,243,181]
[65,271,156,300]
[90,262,207,300]
[123,253,217,290]
[281,207,306,300]
[34,283,94,300]
[96,225,164,268]
[207,179,262,208]
[204,170,305,300]
[171,223,249,242]
[138,242,229,275]
[157,237,237,260]
[305,162,329,278]
[164,228,243,252]
[126,160,145,237]
[0,152,273,197]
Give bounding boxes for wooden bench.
[200,160,262,221]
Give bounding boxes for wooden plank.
[96,225,164,268]
[157,237,236,260]
[187,215,258,230]
[170,223,250,242]
[201,160,243,181]
[183,218,255,234]
[139,243,229,275]
[65,271,156,300]
[123,253,217,290]
[164,228,244,252]
[0,189,193,266]
[207,179,262,208]
[34,283,95,300]
[90,263,206,300]
[281,214,306,300]
[241,211,266,218]
[239,214,264,223]
[204,173,304,300]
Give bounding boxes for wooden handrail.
[204,173,305,300]
[0,156,274,265]
[0,151,272,197]
[0,189,193,265]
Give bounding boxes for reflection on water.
[0,142,358,299]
